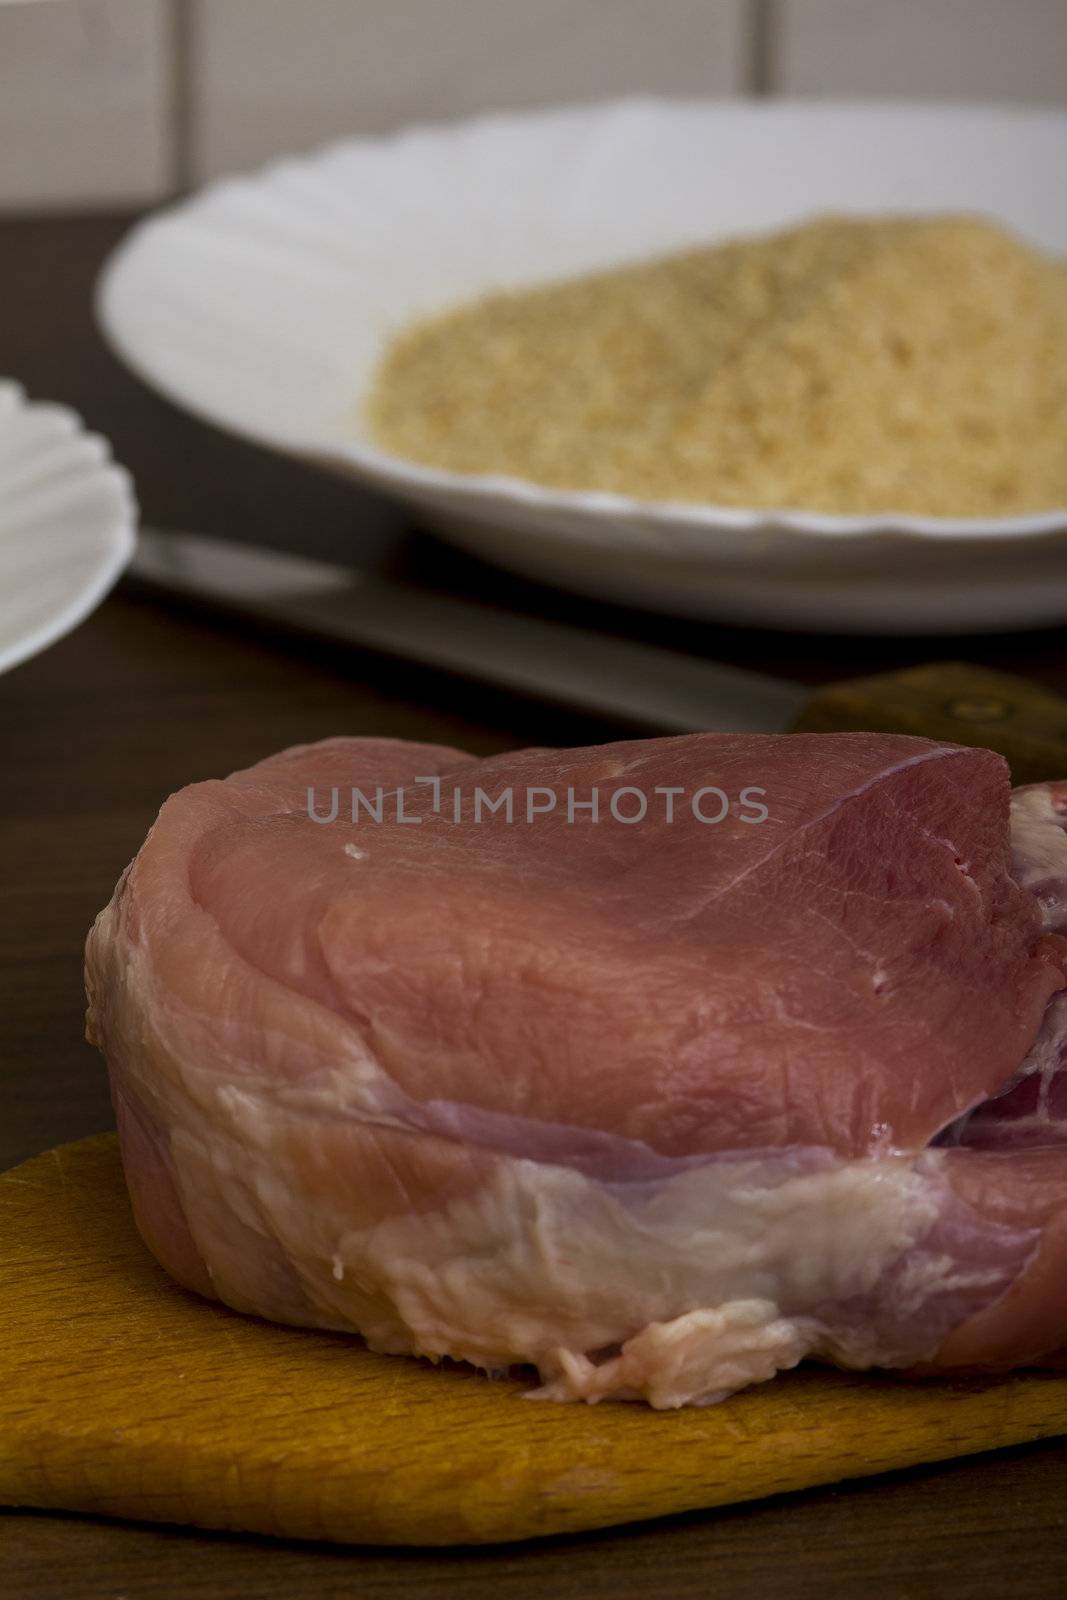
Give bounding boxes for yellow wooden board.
[3,1136,1067,1547]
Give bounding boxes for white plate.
[0,381,136,675]
[97,98,1067,634]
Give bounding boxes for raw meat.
[84,733,1067,1407]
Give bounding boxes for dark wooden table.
[2,214,1067,1599]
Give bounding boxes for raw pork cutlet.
[85,733,1067,1407]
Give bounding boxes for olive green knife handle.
[792,661,1067,786]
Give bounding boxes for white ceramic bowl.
[97,98,1067,633]
[0,381,136,674]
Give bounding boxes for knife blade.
[127,528,1067,783]
[128,528,808,735]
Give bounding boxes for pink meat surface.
[84,733,1067,1407]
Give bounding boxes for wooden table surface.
[2,214,1067,1599]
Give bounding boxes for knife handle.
[791,662,1067,785]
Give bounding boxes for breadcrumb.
[367,215,1067,517]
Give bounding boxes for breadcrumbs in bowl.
[367,214,1067,520]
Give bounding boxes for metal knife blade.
[128,528,808,735]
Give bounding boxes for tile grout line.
[746,0,779,96]
[167,0,195,194]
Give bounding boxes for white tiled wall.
[778,0,1067,103]
[191,0,747,181]
[0,0,172,208]
[0,0,1064,209]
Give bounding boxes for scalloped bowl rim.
[0,379,137,675]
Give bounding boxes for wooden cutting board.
[3,1136,1067,1546]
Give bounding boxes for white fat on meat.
[107,956,1037,1409]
